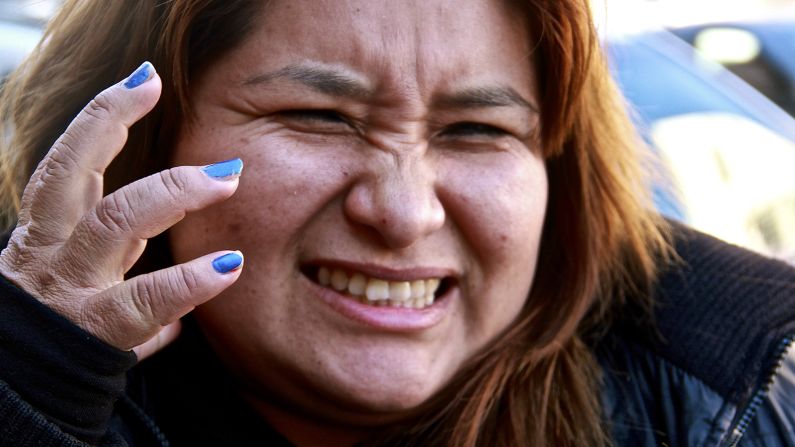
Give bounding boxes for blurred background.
[1,0,795,262]
[594,0,795,263]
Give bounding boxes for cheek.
[440,152,548,267]
[439,152,547,335]
[168,131,355,262]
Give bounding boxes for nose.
[344,156,445,249]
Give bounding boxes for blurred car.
[0,18,41,82]
[608,29,795,262]
[672,20,795,118]
[0,0,58,82]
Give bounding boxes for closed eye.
[441,122,510,138]
[279,109,348,123]
[276,109,357,134]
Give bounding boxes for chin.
[334,378,441,412]
[310,347,458,414]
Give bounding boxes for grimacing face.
[169,0,546,426]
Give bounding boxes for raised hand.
[0,62,244,358]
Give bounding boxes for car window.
[690,26,795,117]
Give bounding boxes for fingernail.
[212,251,243,274]
[124,61,154,89]
[202,158,243,180]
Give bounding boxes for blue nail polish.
[212,252,243,274]
[124,62,153,89]
[202,158,244,179]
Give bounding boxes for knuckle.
[175,265,201,297]
[0,232,65,297]
[157,168,189,204]
[93,192,136,235]
[83,90,116,123]
[162,265,199,303]
[32,268,60,295]
[48,133,82,170]
[38,138,82,185]
[131,266,200,325]
[131,275,159,321]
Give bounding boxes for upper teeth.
[317,267,441,308]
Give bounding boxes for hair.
[0,1,669,446]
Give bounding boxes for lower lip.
[302,275,453,331]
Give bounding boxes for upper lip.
[303,258,458,282]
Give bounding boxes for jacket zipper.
[723,335,794,447]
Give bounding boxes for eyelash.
[440,122,508,138]
[279,109,351,126]
[278,109,510,138]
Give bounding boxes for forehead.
[222,0,535,98]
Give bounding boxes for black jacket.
[600,227,795,446]
[1,225,794,446]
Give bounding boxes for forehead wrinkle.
[242,63,373,100]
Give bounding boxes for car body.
[608,29,795,262]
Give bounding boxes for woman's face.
[170,0,546,423]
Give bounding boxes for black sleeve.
[0,274,137,445]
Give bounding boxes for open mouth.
[301,265,454,309]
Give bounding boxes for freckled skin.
[168,0,547,439]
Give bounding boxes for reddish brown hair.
[0,1,668,445]
[372,1,668,445]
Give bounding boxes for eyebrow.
[242,64,372,100]
[243,63,537,112]
[435,86,538,113]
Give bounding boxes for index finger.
[21,62,162,240]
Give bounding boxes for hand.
[0,62,244,359]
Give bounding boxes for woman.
[0,0,793,446]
